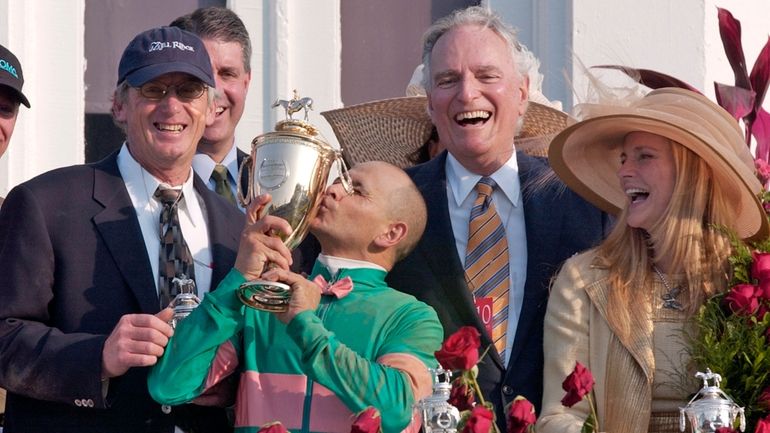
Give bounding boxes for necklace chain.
[652,264,684,311]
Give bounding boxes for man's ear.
[112,92,126,123]
[373,221,408,250]
[517,75,530,117]
[205,94,217,126]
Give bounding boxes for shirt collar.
[118,143,204,228]
[192,140,239,182]
[445,151,521,207]
[317,254,386,275]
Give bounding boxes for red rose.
[760,279,770,301]
[715,428,738,433]
[756,416,770,433]
[257,422,289,433]
[461,406,494,433]
[436,326,481,371]
[448,379,475,411]
[724,284,761,316]
[350,407,382,433]
[561,362,595,408]
[754,251,770,285]
[506,396,536,433]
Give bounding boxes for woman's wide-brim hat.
[549,87,768,241]
[321,96,570,169]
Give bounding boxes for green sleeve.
[148,268,247,405]
[286,304,443,433]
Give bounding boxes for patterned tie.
[211,164,236,205]
[155,185,196,308]
[464,177,510,359]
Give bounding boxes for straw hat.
[321,96,570,169]
[549,87,768,241]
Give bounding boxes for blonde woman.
[537,88,768,433]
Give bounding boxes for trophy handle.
[335,152,355,195]
[237,154,253,207]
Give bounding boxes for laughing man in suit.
[0,26,243,433]
[385,7,609,430]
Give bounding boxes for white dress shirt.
[445,152,527,366]
[317,254,386,274]
[192,142,245,212]
[117,144,214,298]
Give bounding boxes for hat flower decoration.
[586,7,770,432]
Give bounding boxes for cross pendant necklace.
[652,264,684,311]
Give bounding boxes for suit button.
[502,385,514,396]
[86,399,94,407]
[74,399,83,407]
[162,404,172,414]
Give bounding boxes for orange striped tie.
[465,177,510,359]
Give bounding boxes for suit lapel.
[506,153,561,370]
[91,154,159,313]
[585,279,654,382]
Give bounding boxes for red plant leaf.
[750,36,770,112]
[714,82,756,121]
[752,108,770,163]
[717,7,751,90]
[592,65,700,92]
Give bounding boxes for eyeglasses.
[137,81,207,101]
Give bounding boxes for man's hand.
[234,194,294,281]
[101,308,174,379]
[261,268,321,324]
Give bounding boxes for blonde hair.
[595,141,733,339]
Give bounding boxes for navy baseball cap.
[117,26,215,87]
[0,44,30,108]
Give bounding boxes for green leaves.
[692,292,770,432]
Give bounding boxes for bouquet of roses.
[691,231,770,432]
[436,327,603,432]
[435,326,537,433]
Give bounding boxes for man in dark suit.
[0,26,243,433]
[0,41,31,428]
[385,7,608,430]
[0,43,31,210]
[172,7,252,209]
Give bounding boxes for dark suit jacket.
[386,151,609,428]
[237,147,249,195]
[0,151,244,433]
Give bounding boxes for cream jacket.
[537,250,662,433]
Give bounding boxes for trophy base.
[237,280,291,312]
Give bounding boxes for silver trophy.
[236,90,352,312]
[680,369,745,432]
[168,276,200,329]
[415,366,461,433]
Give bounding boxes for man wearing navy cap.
[0,43,30,209]
[0,27,242,433]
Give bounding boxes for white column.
[230,0,342,151]
[0,0,85,196]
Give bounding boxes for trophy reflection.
[236,91,351,312]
